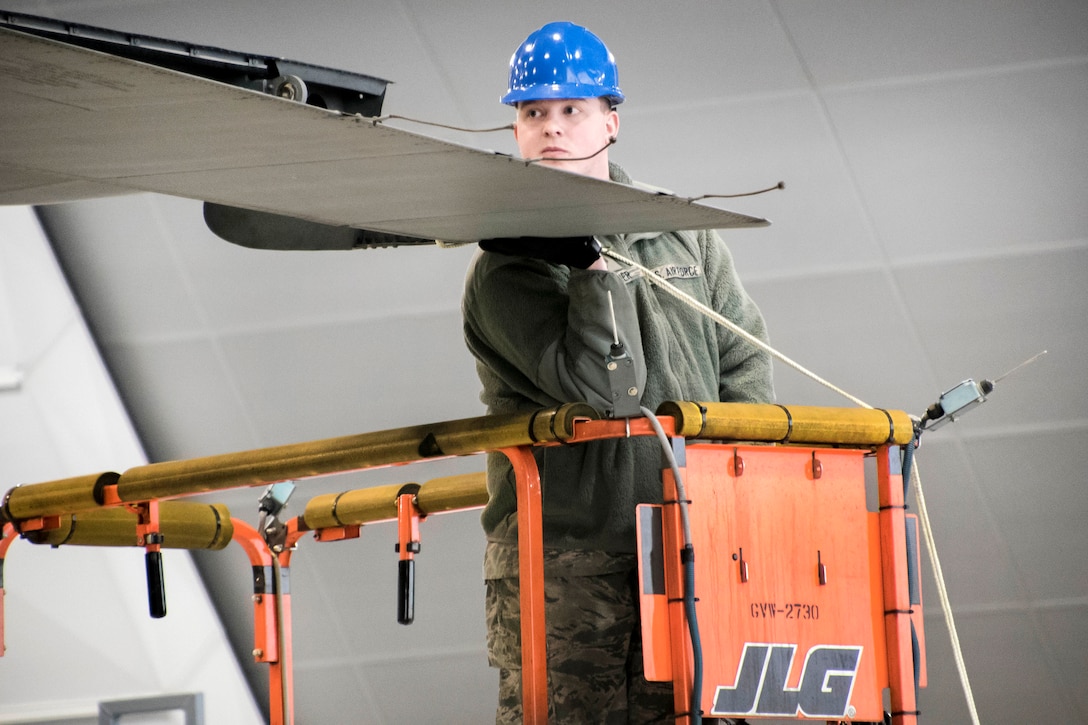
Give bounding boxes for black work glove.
[479,236,602,269]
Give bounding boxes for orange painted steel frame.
[634,443,924,724]
[0,405,924,724]
[877,446,924,725]
[395,489,422,625]
[507,422,925,724]
[0,523,15,658]
[501,445,549,724]
[232,488,448,724]
[231,518,301,725]
[507,417,681,725]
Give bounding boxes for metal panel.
[99,693,203,725]
[0,26,768,244]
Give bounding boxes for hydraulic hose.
[641,407,702,724]
[681,545,703,725]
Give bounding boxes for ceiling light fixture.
[0,367,24,391]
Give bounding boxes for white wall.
[0,206,262,724]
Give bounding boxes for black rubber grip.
[397,559,414,625]
[146,550,167,619]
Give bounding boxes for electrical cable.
[367,112,612,164]
[641,407,693,569]
[524,138,617,166]
[368,114,514,133]
[370,114,784,204]
[686,181,785,201]
[641,406,702,724]
[367,113,610,165]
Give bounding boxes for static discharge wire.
[368,115,786,195]
[367,114,514,133]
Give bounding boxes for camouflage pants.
[485,567,676,724]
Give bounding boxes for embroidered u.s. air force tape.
[618,264,702,284]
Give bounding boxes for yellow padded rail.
[658,401,914,446]
[22,502,233,550]
[1,405,593,523]
[2,402,913,526]
[303,473,488,530]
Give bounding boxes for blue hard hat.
[501,21,624,106]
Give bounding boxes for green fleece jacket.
[462,163,774,576]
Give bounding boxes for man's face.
[513,98,620,180]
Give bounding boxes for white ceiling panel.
[911,439,1038,607]
[0,205,77,363]
[217,313,480,445]
[38,195,211,341]
[54,195,477,337]
[106,336,260,456]
[893,246,1088,427]
[0,393,60,483]
[826,62,1088,258]
[620,93,892,281]
[408,0,811,115]
[948,608,1083,722]
[915,612,981,724]
[1036,605,1088,715]
[963,429,1088,601]
[777,0,1088,85]
[746,270,937,409]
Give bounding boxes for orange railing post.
[877,445,920,725]
[500,445,548,725]
[231,518,296,725]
